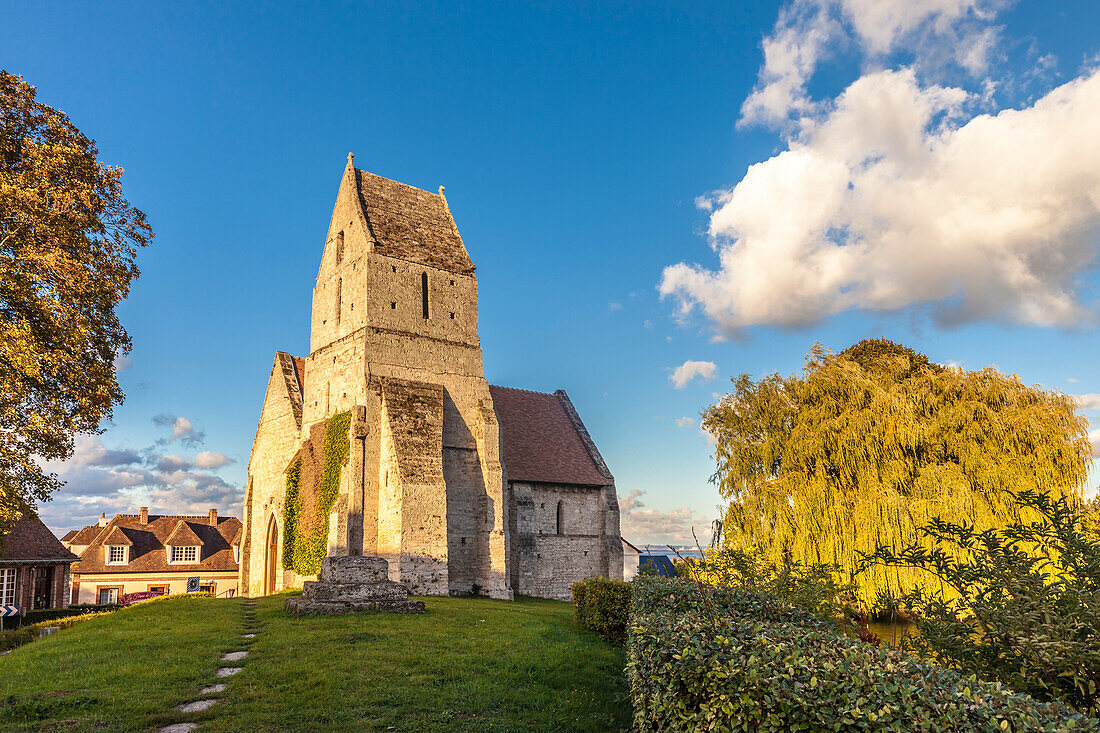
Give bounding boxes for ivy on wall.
[282,410,351,575]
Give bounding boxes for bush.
[862,489,1100,716]
[19,604,118,625]
[572,577,632,643]
[627,575,1096,732]
[675,548,854,625]
[0,611,113,652]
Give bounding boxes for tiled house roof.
[355,169,476,275]
[71,513,241,574]
[0,514,78,564]
[67,524,104,547]
[489,386,612,487]
[102,526,133,546]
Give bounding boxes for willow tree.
[0,71,150,529]
[703,339,1092,606]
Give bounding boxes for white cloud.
[675,416,696,428]
[194,451,233,469]
[609,301,623,312]
[36,422,240,534]
[663,66,1100,337]
[670,360,718,389]
[618,489,713,546]
[1075,394,1100,411]
[152,414,206,447]
[1090,428,1100,458]
[740,0,1006,128]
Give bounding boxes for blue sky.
[5,1,1100,543]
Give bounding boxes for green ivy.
[282,411,350,575]
[281,458,301,571]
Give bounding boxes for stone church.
[239,155,622,601]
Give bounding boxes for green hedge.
[18,604,118,625]
[573,577,632,643]
[0,611,113,652]
[628,576,1097,732]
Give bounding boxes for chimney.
[139,507,148,525]
[208,508,218,526]
[97,512,107,527]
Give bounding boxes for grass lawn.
[0,594,241,732]
[0,592,630,733]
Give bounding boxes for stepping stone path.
[156,598,260,732]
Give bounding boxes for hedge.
[0,611,112,652]
[573,577,632,643]
[628,576,1098,732]
[16,604,119,626]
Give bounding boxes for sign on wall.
[186,577,199,593]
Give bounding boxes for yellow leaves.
[714,339,1090,605]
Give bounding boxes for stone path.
[155,597,259,733]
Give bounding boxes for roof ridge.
[489,384,559,397]
[356,167,441,199]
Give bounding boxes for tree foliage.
[0,71,150,527]
[704,338,1091,605]
[862,490,1100,716]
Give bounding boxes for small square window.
[107,545,126,564]
[449,312,455,319]
[391,302,396,309]
[392,265,397,273]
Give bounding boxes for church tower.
[244,154,510,599]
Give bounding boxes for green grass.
[0,593,630,732]
[0,594,241,731]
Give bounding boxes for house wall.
[507,482,621,600]
[72,571,239,604]
[2,563,71,611]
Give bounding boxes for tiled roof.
[165,520,204,547]
[0,514,78,563]
[274,352,304,429]
[355,169,475,275]
[61,530,77,542]
[67,524,104,546]
[102,526,133,546]
[72,513,241,574]
[489,386,612,487]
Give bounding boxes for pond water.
[867,619,916,647]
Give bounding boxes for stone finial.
[438,185,445,196]
[347,152,355,166]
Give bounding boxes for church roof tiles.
[355,169,475,275]
[489,385,612,487]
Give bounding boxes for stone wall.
[507,481,621,600]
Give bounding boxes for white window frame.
[170,545,198,564]
[98,587,118,604]
[0,568,15,605]
[106,545,127,565]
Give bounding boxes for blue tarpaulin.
[638,555,677,577]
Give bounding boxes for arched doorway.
[265,516,279,595]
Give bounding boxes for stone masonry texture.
[241,157,622,601]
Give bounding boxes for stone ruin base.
[284,556,425,615]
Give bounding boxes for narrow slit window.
[421,272,429,319]
[556,500,564,535]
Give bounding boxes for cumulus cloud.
[152,414,206,447]
[619,489,712,546]
[37,423,240,534]
[675,416,696,428]
[740,0,1006,128]
[670,360,718,389]
[663,62,1100,338]
[195,451,233,469]
[1074,394,1100,410]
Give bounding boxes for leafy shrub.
[19,604,118,625]
[0,611,112,652]
[627,575,1096,732]
[676,547,854,624]
[862,489,1100,716]
[573,576,632,643]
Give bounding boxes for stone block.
[321,555,388,583]
[301,580,409,602]
[284,597,425,615]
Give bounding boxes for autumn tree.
[703,338,1092,606]
[0,71,151,528]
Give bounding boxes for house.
[240,156,622,601]
[0,513,78,611]
[622,537,641,581]
[66,507,241,604]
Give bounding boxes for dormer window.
[170,545,198,564]
[106,545,128,564]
